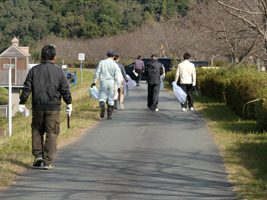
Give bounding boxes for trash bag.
[123,74,136,90]
[172,81,187,104]
[89,86,100,99]
[160,75,164,90]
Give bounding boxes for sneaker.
[155,108,159,112]
[190,107,194,111]
[119,102,124,110]
[44,164,54,170]
[182,107,187,112]
[33,153,43,167]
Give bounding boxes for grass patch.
[0,68,100,188]
[163,82,267,199]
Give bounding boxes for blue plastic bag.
[172,81,187,104]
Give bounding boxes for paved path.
[0,82,237,200]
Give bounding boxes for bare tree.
[36,18,207,62]
[189,1,258,65]
[217,0,267,61]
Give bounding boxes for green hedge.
[165,66,267,131]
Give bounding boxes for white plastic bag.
[123,75,136,90]
[24,108,30,117]
[133,71,138,77]
[89,86,100,99]
[160,75,164,90]
[172,81,187,104]
[22,107,30,117]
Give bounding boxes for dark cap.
[107,51,115,57]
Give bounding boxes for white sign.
[78,53,85,61]
[4,64,15,68]
[62,65,67,69]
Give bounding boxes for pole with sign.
[78,53,85,83]
[4,64,15,137]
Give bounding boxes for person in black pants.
[133,55,144,86]
[145,54,163,111]
[18,45,72,170]
[174,53,196,111]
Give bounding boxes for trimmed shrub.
[165,69,176,85]
[195,65,267,131]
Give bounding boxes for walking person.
[145,54,163,111]
[18,44,72,170]
[91,51,122,120]
[114,55,128,110]
[133,55,144,86]
[175,53,196,112]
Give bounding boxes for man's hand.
[66,104,73,116]
[91,83,96,88]
[192,82,196,87]
[18,105,25,114]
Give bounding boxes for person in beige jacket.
[175,53,196,111]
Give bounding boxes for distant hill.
[0,0,193,51]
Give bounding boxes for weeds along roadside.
[0,69,100,188]
[164,80,267,200]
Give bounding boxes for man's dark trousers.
[147,82,160,110]
[180,84,193,109]
[32,110,60,165]
[135,69,142,86]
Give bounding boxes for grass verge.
[0,69,100,188]
[164,81,267,200]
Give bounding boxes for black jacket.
[19,60,72,111]
[145,59,163,85]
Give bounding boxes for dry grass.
[0,69,100,188]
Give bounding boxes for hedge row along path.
[0,83,237,200]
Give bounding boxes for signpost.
[4,64,15,137]
[78,53,85,83]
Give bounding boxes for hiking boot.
[33,153,43,167]
[155,108,159,112]
[119,102,124,110]
[44,164,54,170]
[182,107,187,112]
[190,107,194,111]
[100,101,105,118]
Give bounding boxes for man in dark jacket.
[18,44,72,170]
[145,54,163,111]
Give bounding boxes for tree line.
[0,0,193,51]
[31,0,266,68]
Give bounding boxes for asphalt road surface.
[0,82,237,200]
